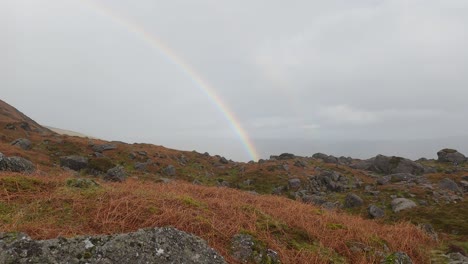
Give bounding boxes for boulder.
[288,178,302,190]
[277,153,295,160]
[219,157,229,164]
[344,193,364,208]
[439,178,462,193]
[312,153,339,164]
[437,149,466,164]
[368,205,385,219]
[92,143,117,153]
[353,155,426,175]
[104,166,126,182]
[391,198,417,213]
[0,227,226,264]
[0,153,35,173]
[60,155,88,171]
[389,173,417,182]
[163,165,176,176]
[11,138,32,150]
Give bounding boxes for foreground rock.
[0,227,226,264]
[0,152,35,173]
[437,149,466,164]
[353,155,426,175]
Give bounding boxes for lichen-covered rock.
[231,234,280,264]
[0,227,226,264]
[92,143,117,153]
[439,178,462,193]
[437,149,466,164]
[104,166,126,182]
[344,193,364,208]
[0,152,35,173]
[163,165,176,176]
[60,155,88,171]
[66,178,100,189]
[368,205,385,219]
[353,155,426,175]
[391,198,417,213]
[11,138,32,150]
[381,252,413,264]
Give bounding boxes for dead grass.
[0,172,436,264]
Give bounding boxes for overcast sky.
[2,0,468,161]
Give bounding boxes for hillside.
[0,99,467,263]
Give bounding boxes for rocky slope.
[0,99,467,263]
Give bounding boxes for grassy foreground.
[0,172,436,263]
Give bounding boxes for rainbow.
[79,0,259,161]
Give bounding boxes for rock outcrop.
[353,155,426,175]
[60,155,89,171]
[11,138,32,150]
[0,227,226,264]
[437,149,466,164]
[0,152,35,173]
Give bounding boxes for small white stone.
[156,248,164,256]
[84,238,94,249]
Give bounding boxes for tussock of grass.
[0,172,436,263]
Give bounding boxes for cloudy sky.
[2,0,468,161]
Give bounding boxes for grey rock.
[92,144,117,153]
[446,252,468,264]
[460,181,468,193]
[312,153,339,164]
[0,227,226,264]
[219,157,229,164]
[381,252,413,264]
[377,176,391,185]
[134,162,149,171]
[437,149,466,164]
[353,155,426,175]
[163,165,176,176]
[390,173,417,182]
[278,153,295,160]
[439,178,462,193]
[0,153,35,173]
[60,155,88,171]
[294,160,307,168]
[368,205,385,219]
[66,178,100,189]
[104,166,126,182]
[344,193,364,208]
[231,234,279,264]
[11,138,32,150]
[137,151,147,156]
[4,123,15,130]
[391,198,417,213]
[288,178,302,190]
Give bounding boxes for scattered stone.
[66,178,100,189]
[381,252,413,264]
[459,181,468,193]
[92,143,117,153]
[294,160,307,168]
[377,176,391,185]
[192,179,202,185]
[163,165,176,176]
[391,198,417,213]
[390,173,417,182]
[4,123,15,130]
[60,155,88,171]
[368,205,385,219]
[231,234,279,264]
[437,149,466,164]
[439,178,462,193]
[419,223,438,241]
[11,138,32,150]
[137,151,147,156]
[281,164,289,171]
[104,166,126,182]
[0,227,226,264]
[134,162,149,171]
[0,152,35,173]
[446,252,468,264]
[128,152,137,160]
[288,178,302,190]
[344,193,364,208]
